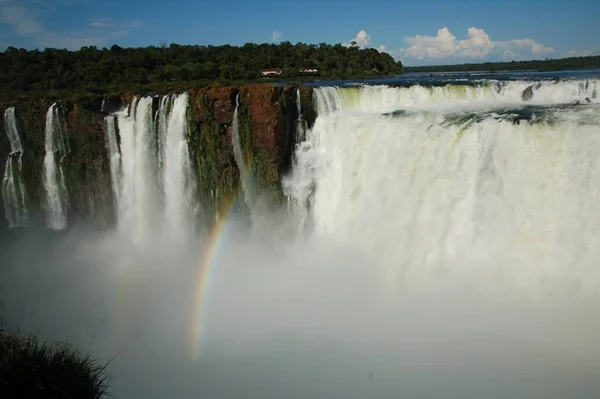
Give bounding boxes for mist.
[2,211,600,399]
[3,80,600,398]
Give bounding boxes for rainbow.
[188,187,247,360]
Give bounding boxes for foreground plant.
[0,332,110,398]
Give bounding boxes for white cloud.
[272,30,281,42]
[565,49,591,58]
[345,30,372,49]
[563,47,600,58]
[503,50,519,59]
[378,44,387,53]
[0,1,143,49]
[90,18,142,31]
[354,30,372,48]
[459,27,493,58]
[403,27,460,59]
[399,27,554,62]
[0,0,42,35]
[508,38,554,55]
[90,19,114,28]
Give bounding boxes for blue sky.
[0,0,599,65]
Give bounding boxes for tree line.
[405,55,600,73]
[0,42,403,98]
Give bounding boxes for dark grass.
[0,332,110,398]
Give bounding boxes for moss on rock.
[0,84,314,228]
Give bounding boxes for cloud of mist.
[2,209,600,399]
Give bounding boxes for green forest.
[0,42,403,99]
[405,55,600,73]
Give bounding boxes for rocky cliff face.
[0,99,113,228]
[0,84,314,229]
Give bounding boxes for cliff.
[0,84,315,229]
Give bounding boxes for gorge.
[2,74,600,398]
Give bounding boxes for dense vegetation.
[0,42,403,100]
[0,332,110,398]
[405,55,600,73]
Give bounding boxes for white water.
[43,103,69,230]
[295,88,305,143]
[160,93,196,240]
[157,95,170,177]
[114,97,157,244]
[5,78,600,399]
[296,87,302,118]
[314,79,599,115]
[286,81,600,291]
[2,107,28,227]
[109,94,196,244]
[231,93,253,208]
[4,107,23,153]
[105,115,122,213]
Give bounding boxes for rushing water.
[231,93,254,209]
[160,93,196,241]
[295,88,306,144]
[109,94,195,245]
[3,72,600,398]
[113,97,158,244]
[285,78,600,291]
[43,103,69,230]
[105,115,122,214]
[2,107,28,227]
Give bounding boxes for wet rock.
[522,85,534,101]
[191,87,237,124]
[101,96,123,114]
[493,81,503,94]
[1,84,312,227]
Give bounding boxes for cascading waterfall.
[114,96,157,244]
[295,88,305,143]
[159,93,196,239]
[156,95,171,177]
[2,107,28,227]
[108,93,196,244]
[105,115,122,212]
[296,87,302,118]
[285,79,600,289]
[312,79,599,116]
[231,93,254,209]
[43,103,69,230]
[5,74,600,398]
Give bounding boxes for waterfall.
[108,94,195,244]
[113,96,157,244]
[311,79,599,115]
[296,87,302,119]
[160,93,196,239]
[4,107,23,154]
[295,88,305,143]
[285,81,600,288]
[231,93,253,208]
[2,107,28,227]
[313,86,342,116]
[43,103,69,230]
[105,115,122,214]
[157,95,171,179]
